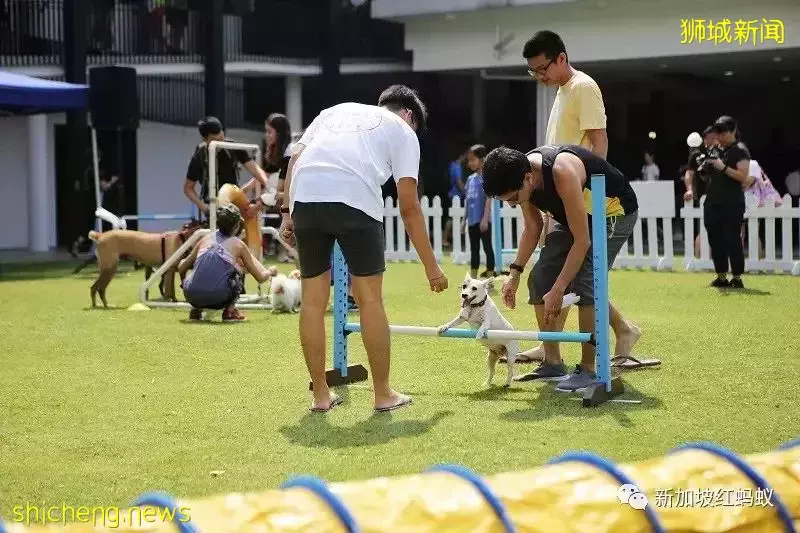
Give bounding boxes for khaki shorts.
[528,211,637,307]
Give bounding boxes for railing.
[239,0,410,62]
[681,195,800,275]
[0,0,411,69]
[0,0,211,68]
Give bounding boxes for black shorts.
[292,202,385,279]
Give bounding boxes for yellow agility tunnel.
[4,439,800,533]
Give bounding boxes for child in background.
[464,144,496,279]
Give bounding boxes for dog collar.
[463,296,487,309]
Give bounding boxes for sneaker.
[222,308,247,321]
[480,270,496,279]
[189,308,203,321]
[513,361,568,382]
[555,364,597,392]
[347,296,359,313]
[729,277,744,289]
[710,277,730,288]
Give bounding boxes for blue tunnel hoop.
[670,442,796,533]
[546,451,666,533]
[131,491,197,533]
[428,464,516,533]
[778,437,800,451]
[281,475,359,533]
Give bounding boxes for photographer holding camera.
[686,116,751,288]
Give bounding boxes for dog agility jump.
[322,174,623,407]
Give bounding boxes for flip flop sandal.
[610,355,662,370]
[374,395,413,413]
[310,395,344,413]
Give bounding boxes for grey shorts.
[528,211,637,307]
[292,201,385,279]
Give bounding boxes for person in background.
[701,115,751,289]
[642,150,660,181]
[684,125,718,257]
[443,152,466,247]
[464,144,496,279]
[70,148,120,259]
[261,113,294,262]
[183,116,269,220]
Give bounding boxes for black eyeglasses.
[527,57,556,78]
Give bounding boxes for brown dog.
[88,220,202,307]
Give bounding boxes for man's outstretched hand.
[426,266,448,293]
[502,274,519,309]
[279,214,296,247]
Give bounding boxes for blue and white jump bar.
[343,323,591,343]
[332,174,613,394]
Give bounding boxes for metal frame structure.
[139,140,273,310]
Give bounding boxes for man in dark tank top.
[482,145,642,391]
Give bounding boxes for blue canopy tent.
[0,70,88,115]
[0,71,89,252]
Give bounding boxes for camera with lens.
[694,145,722,174]
[686,131,721,179]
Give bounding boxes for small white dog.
[270,269,302,313]
[437,273,519,387]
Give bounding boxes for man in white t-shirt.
[279,85,449,414]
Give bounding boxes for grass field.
[0,259,798,515]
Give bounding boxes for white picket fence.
[682,194,800,275]
[449,181,679,271]
[414,181,799,275]
[382,196,444,262]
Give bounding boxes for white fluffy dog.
[437,273,519,387]
[270,269,302,313]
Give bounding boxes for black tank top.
[528,144,638,226]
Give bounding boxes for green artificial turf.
[0,259,798,516]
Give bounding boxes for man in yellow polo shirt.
[515,30,641,367]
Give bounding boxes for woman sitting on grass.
[178,204,273,322]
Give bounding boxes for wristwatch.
[509,263,524,273]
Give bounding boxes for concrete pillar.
[472,74,485,140]
[27,114,49,252]
[204,0,225,122]
[535,82,557,146]
[285,75,303,131]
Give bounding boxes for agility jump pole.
[492,198,505,272]
[324,175,620,406]
[139,140,274,310]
